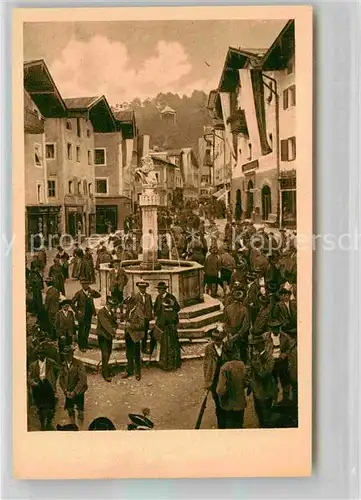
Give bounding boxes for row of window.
[44,179,94,199]
[65,118,91,139]
[35,143,107,167]
[242,135,296,163]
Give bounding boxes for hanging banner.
[239,69,272,157]
[219,92,236,162]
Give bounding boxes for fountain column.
[139,188,161,270]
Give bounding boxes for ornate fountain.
[98,155,205,308]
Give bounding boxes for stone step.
[178,298,221,319]
[87,332,211,350]
[74,342,206,372]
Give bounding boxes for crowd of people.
[25,206,298,431]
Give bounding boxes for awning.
[212,187,230,201]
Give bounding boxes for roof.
[65,94,116,133]
[160,105,176,114]
[167,149,183,156]
[114,110,137,139]
[218,47,265,93]
[63,96,101,109]
[261,20,294,70]
[24,59,67,118]
[113,110,134,122]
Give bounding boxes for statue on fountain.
[134,155,158,189]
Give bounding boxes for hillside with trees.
[113,90,212,154]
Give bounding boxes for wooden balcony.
[24,108,44,134]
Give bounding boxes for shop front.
[280,171,296,228]
[26,205,61,251]
[95,196,132,234]
[65,206,85,237]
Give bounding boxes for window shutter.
[283,89,288,110]
[291,136,296,160]
[291,85,296,106]
[280,139,288,161]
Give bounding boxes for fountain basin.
[99,259,205,308]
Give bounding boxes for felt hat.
[247,272,257,280]
[232,288,244,300]
[56,423,79,431]
[35,342,46,355]
[210,324,226,341]
[156,281,168,289]
[88,417,116,431]
[128,413,154,429]
[63,344,76,354]
[254,267,263,274]
[232,281,243,290]
[278,287,292,296]
[106,296,118,307]
[60,299,72,307]
[45,277,55,284]
[136,281,149,288]
[267,318,283,329]
[80,278,90,284]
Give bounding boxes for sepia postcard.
[13,5,312,478]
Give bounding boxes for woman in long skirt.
[158,297,181,371]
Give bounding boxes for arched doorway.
[246,180,254,219]
[235,189,242,220]
[261,185,272,221]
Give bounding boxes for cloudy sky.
[24,19,286,104]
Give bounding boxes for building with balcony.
[207,20,295,227]
[24,61,67,249]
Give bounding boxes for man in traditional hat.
[48,257,65,295]
[274,287,297,336]
[96,295,118,382]
[108,260,128,306]
[44,277,60,339]
[265,251,284,293]
[244,270,262,325]
[122,295,146,381]
[28,343,59,430]
[216,344,249,429]
[59,344,88,427]
[55,246,70,281]
[219,246,236,296]
[204,246,220,297]
[263,319,291,403]
[134,281,154,354]
[247,334,276,428]
[223,288,250,363]
[251,292,273,336]
[55,299,76,360]
[203,325,229,429]
[71,278,101,352]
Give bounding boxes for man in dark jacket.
[134,281,154,354]
[263,319,291,403]
[59,345,88,427]
[223,289,250,363]
[122,295,146,381]
[28,343,59,431]
[203,325,229,429]
[71,279,101,352]
[108,261,128,306]
[55,299,76,360]
[96,296,118,382]
[247,335,276,428]
[48,258,65,295]
[216,346,249,428]
[44,278,60,339]
[274,288,297,336]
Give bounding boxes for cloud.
[50,35,213,103]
